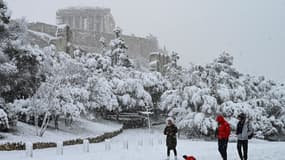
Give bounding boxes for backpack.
[247,122,254,139]
[248,132,254,139]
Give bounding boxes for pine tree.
[99,36,106,54]
[0,0,41,109]
[0,0,10,24]
[0,0,10,42]
[109,26,132,67]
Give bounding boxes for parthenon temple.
[27,7,169,72]
[56,7,115,33]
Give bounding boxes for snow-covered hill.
[0,119,121,143]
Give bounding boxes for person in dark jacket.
[236,113,253,160]
[164,117,178,160]
[216,115,231,160]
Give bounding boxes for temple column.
[100,16,104,32]
[93,16,96,31]
[75,16,80,29]
[79,16,83,29]
[102,16,105,32]
[72,16,76,28]
[89,16,94,31]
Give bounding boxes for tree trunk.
[54,115,59,129]
[34,114,39,136]
[39,112,50,137]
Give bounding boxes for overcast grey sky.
[8,0,285,82]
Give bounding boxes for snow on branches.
[161,52,285,138]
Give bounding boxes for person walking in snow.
[216,115,231,160]
[164,117,178,160]
[236,113,253,160]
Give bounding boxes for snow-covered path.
[0,127,284,160]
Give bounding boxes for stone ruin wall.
[72,29,159,64]
[149,52,170,74]
[26,7,167,68]
[27,22,159,66]
[27,22,73,54]
[27,22,57,48]
[56,7,115,33]
[28,22,58,37]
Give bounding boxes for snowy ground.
[0,118,122,143]
[0,126,284,160]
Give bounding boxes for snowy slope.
[0,127,284,160]
[0,119,122,144]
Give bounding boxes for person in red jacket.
[216,115,231,160]
[183,155,196,160]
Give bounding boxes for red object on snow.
[216,115,231,139]
[184,156,196,160]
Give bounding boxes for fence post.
[138,139,143,147]
[83,139,90,153]
[123,140,128,150]
[25,142,33,158]
[56,141,63,156]
[158,138,163,145]
[105,139,111,151]
[149,136,154,146]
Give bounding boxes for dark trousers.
[167,147,177,157]
[218,139,228,160]
[237,140,248,160]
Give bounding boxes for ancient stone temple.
[149,52,170,74]
[56,7,115,33]
[26,7,169,70]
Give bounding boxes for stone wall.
[27,22,73,54]
[149,52,170,74]
[27,22,160,66]
[26,7,164,67]
[28,22,57,37]
[72,29,159,64]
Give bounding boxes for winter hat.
[166,117,175,124]
[238,113,246,119]
[216,115,225,123]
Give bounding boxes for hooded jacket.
[184,156,196,160]
[164,118,178,149]
[216,115,231,139]
[237,119,253,140]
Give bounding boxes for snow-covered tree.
[0,1,42,130]
[0,0,10,36]
[109,26,133,67]
[169,51,180,69]
[160,52,285,139]
[0,108,9,130]
[99,36,106,54]
[8,34,167,130]
[87,76,118,111]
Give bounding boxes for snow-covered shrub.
[7,28,167,128]
[0,1,42,129]
[0,108,9,129]
[87,76,118,111]
[161,52,285,139]
[159,85,218,136]
[109,26,133,67]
